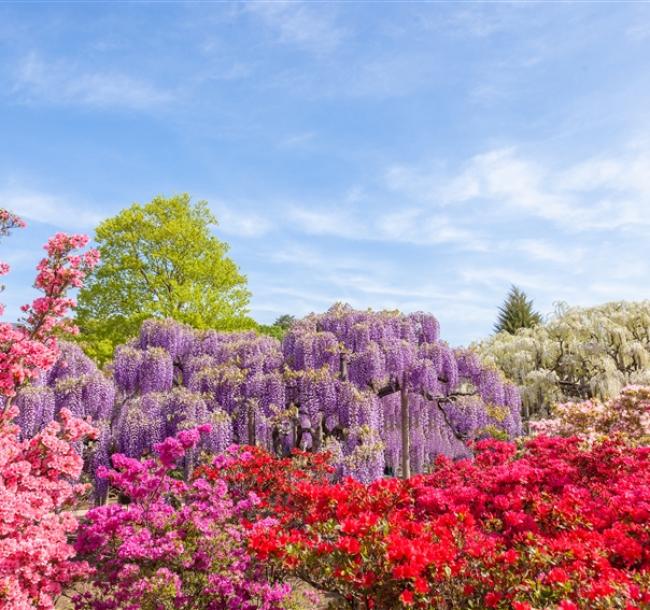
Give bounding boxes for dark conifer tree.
[494,285,542,334]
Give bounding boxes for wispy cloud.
[210,202,273,238]
[12,53,174,110]
[287,205,485,249]
[389,145,650,233]
[458,266,565,295]
[268,243,384,273]
[512,239,585,265]
[278,131,316,149]
[246,1,346,54]
[0,187,106,229]
[256,243,495,333]
[443,5,529,39]
[626,21,650,42]
[288,207,358,239]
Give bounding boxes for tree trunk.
[340,354,349,381]
[291,417,297,450]
[313,413,323,452]
[272,426,282,456]
[247,403,256,446]
[400,377,410,479]
[184,456,194,481]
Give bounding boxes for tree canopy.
[273,314,296,330]
[494,285,542,334]
[75,194,253,362]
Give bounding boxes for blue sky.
[1,1,650,346]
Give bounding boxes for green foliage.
[477,300,650,419]
[256,314,296,340]
[494,285,542,334]
[256,324,285,341]
[75,194,253,363]
[273,314,296,330]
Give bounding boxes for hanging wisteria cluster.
[14,305,521,497]
[284,304,521,481]
[15,341,114,438]
[110,319,285,477]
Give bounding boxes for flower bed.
[204,438,650,609]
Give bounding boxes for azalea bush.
[530,385,650,445]
[0,209,100,609]
[198,445,335,512]
[72,427,307,610]
[0,227,99,398]
[214,438,650,610]
[0,407,96,610]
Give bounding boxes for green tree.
[256,315,297,341]
[273,314,296,331]
[494,285,542,334]
[75,194,254,362]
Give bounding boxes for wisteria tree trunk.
[184,456,194,481]
[339,354,349,381]
[400,377,410,479]
[247,402,256,446]
[313,412,323,452]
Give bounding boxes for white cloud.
[264,242,487,318]
[12,53,174,110]
[439,4,538,40]
[557,153,650,195]
[211,203,273,237]
[250,282,351,321]
[246,1,346,54]
[627,22,650,42]
[269,243,386,273]
[588,280,648,300]
[389,146,650,233]
[512,239,585,265]
[288,207,358,238]
[458,266,564,294]
[0,187,106,229]
[287,204,486,249]
[278,131,316,148]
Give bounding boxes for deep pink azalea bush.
[72,427,303,610]
[0,211,99,399]
[0,209,99,609]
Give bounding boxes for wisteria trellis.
[15,304,521,498]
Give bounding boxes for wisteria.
[15,305,521,498]
[284,304,522,480]
[16,342,114,437]
[14,341,115,497]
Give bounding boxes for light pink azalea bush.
[0,209,99,609]
[0,407,96,609]
[530,385,650,445]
